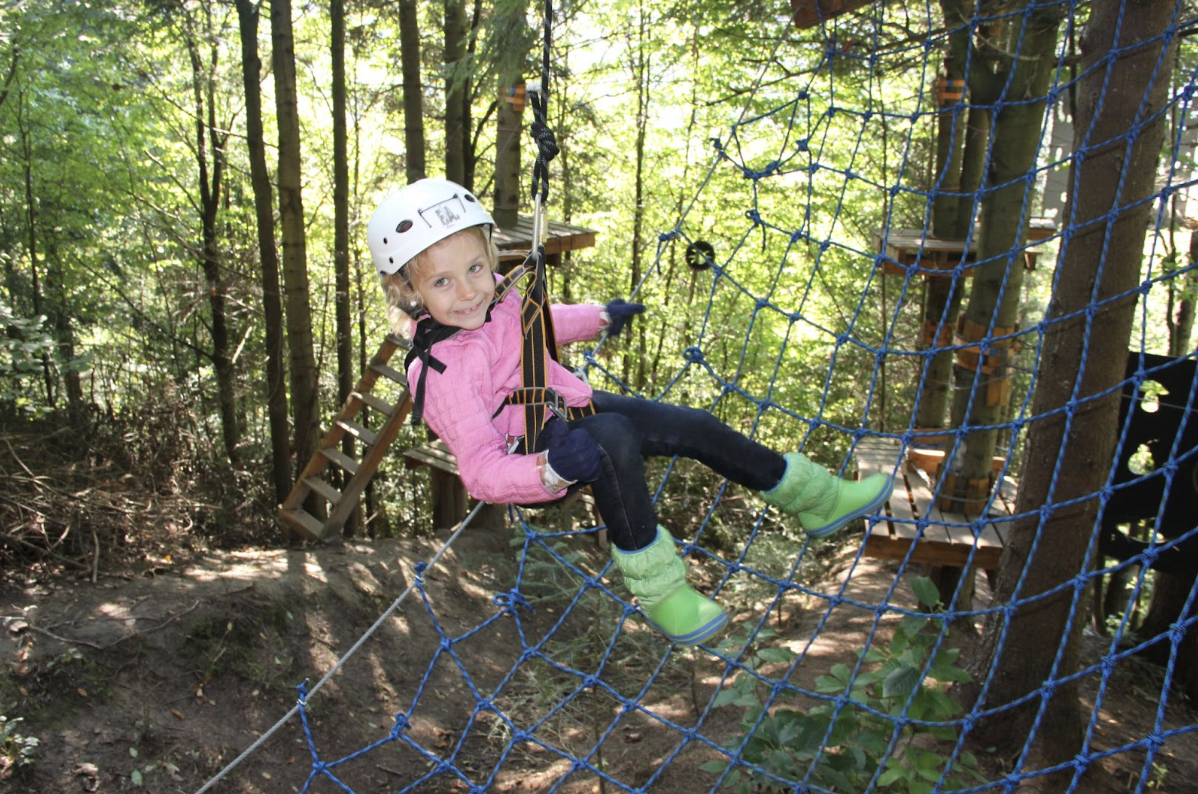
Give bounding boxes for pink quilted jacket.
[406,288,605,505]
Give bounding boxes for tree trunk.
[963,1,1178,776]
[918,0,973,432]
[627,0,649,390]
[272,0,320,495]
[944,3,1063,512]
[236,0,291,507]
[493,75,523,229]
[1169,229,1198,357]
[331,0,359,536]
[184,18,240,463]
[19,115,55,410]
[444,0,467,185]
[399,0,425,184]
[1137,571,1198,701]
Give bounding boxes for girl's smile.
[413,231,496,330]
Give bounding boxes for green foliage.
[0,300,53,417]
[0,715,39,776]
[703,577,986,793]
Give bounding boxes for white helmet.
[367,178,494,276]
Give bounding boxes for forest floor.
[0,429,1196,793]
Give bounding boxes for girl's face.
[412,230,496,330]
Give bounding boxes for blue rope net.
[287,3,1198,792]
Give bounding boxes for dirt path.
[2,530,1195,793]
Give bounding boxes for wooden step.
[856,436,1014,571]
[370,362,408,386]
[403,439,460,476]
[319,446,360,476]
[303,475,341,505]
[279,507,326,542]
[335,418,379,446]
[354,390,394,416]
[279,334,416,542]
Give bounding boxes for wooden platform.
[493,215,597,263]
[856,437,1017,570]
[873,220,1055,276]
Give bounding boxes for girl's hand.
[603,298,646,336]
[541,421,602,485]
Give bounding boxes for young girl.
[367,178,893,647]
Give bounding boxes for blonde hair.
[380,225,500,334]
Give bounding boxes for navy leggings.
[536,391,787,553]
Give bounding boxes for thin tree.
[181,2,240,462]
[943,1,1064,515]
[331,0,361,536]
[400,0,426,184]
[236,0,290,505]
[444,0,468,184]
[272,0,320,494]
[963,2,1179,782]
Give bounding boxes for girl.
[367,178,893,647]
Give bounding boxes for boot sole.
[647,609,730,647]
[805,476,895,539]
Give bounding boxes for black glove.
[541,420,602,484]
[604,298,646,336]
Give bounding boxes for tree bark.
[493,75,523,229]
[945,3,1063,511]
[272,0,320,496]
[236,0,291,507]
[184,10,240,462]
[444,0,467,185]
[330,0,360,536]
[1137,570,1198,701]
[963,1,1178,776]
[918,0,973,432]
[399,0,425,184]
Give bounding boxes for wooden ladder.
[278,335,414,542]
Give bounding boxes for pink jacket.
[407,288,605,505]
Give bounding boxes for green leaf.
[699,759,728,774]
[132,769,143,786]
[900,613,927,638]
[855,728,890,756]
[712,687,742,708]
[862,646,887,664]
[815,674,844,694]
[882,665,922,699]
[830,662,852,683]
[878,759,906,786]
[911,576,941,608]
[756,646,795,664]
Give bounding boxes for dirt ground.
[2,518,1197,794]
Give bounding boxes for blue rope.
[275,4,1198,794]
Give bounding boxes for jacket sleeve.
[419,341,564,505]
[549,302,605,346]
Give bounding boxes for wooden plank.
[370,362,408,387]
[320,391,414,536]
[875,228,1046,276]
[355,390,394,416]
[320,446,360,476]
[856,436,1014,570]
[303,476,341,505]
[403,440,460,476]
[279,507,325,543]
[335,418,378,446]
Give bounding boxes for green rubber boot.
[762,452,893,538]
[611,527,729,646]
